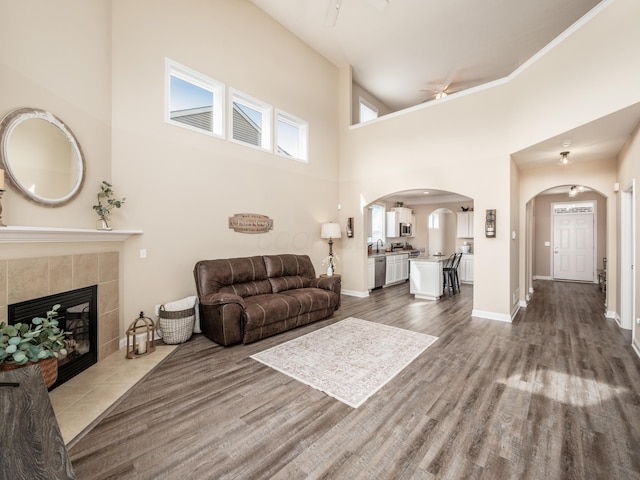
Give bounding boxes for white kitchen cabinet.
[387,207,413,238]
[410,258,444,300]
[457,212,474,238]
[386,211,398,237]
[367,257,375,289]
[400,254,409,279]
[385,255,397,284]
[385,253,409,285]
[459,254,474,284]
[396,207,412,224]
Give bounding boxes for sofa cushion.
[243,293,302,330]
[263,254,316,280]
[281,287,338,313]
[268,275,311,293]
[219,280,272,298]
[194,256,270,298]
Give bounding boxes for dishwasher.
[374,256,386,289]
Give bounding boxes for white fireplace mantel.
[0,225,143,243]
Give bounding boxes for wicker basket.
[157,305,195,344]
[0,356,58,388]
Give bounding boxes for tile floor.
[49,343,178,444]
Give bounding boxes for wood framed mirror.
[0,108,85,207]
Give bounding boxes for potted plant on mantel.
[93,180,126,231]
[0,304,69,388]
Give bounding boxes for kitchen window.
[165,58,224,138]
[368,204,385,242]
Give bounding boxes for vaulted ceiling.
[251,0,640,191]
[252,0,603,111]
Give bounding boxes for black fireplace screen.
[8,285,98,389]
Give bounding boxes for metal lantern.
[126,311,156,359]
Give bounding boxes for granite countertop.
[410,255,448,262]
[368,249,420,258]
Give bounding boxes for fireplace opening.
[8,285,98,390]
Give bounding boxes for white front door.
[553,213,594,282]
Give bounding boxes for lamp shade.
[321,222,342,239]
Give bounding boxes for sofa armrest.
[311,276,341,304]
[200,292,246,309]
[198,293,246,346]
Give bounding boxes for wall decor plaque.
[229,213,273,234]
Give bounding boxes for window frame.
[165,58,225,138]
[368,204,386,243]
[359,97,378,124]
[275,109,309,163]
[229,88,273,152]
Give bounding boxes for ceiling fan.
[419,79,480,103]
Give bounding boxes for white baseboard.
[533,275,553,281]
[519,299,528,308]
[471,309,512,323]
[511,304,521,320]
[342,289,369,298]
[633,338,640,361]
[605,310,617,320]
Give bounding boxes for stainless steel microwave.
[399,223,412,236]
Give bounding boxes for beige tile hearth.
[49,343,178,444]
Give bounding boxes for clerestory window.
[165,58,224,138]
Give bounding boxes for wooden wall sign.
[228,213,273,234]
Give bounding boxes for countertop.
[410,255,448,262]
[368,249,420,258]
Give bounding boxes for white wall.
[337,0,640,321]
[617,123,640,344]
[0,0,341,340]
[110,0,341,325]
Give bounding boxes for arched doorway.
[364,188,474,295]
[525,185,607,307]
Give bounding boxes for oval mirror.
[0,108,85,207]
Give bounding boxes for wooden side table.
[0,365,76,479]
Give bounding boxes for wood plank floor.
[68,280,640,479]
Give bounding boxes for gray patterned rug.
[251,317,438,408]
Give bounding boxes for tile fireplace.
[9,285,98,389]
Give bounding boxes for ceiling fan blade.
[325,0,343,27]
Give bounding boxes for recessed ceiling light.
[562,140,572,148]
[423,191,430,195]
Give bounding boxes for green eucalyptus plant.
[93,181,126,221]
[0,304,69,365]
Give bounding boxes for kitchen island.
[409,255,447,300]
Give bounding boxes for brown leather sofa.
[193,254,341,346]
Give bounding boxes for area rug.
[250,317,438,408]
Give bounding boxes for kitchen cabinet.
[400,254,409,279]
[385,253,409,285]
[459,254,474,284]
[410,214,416,237]
[386,207,413,238]
[367,257,375,289]
[457,212,474,238]
[386,212,398,237]
[410,257,444,300]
